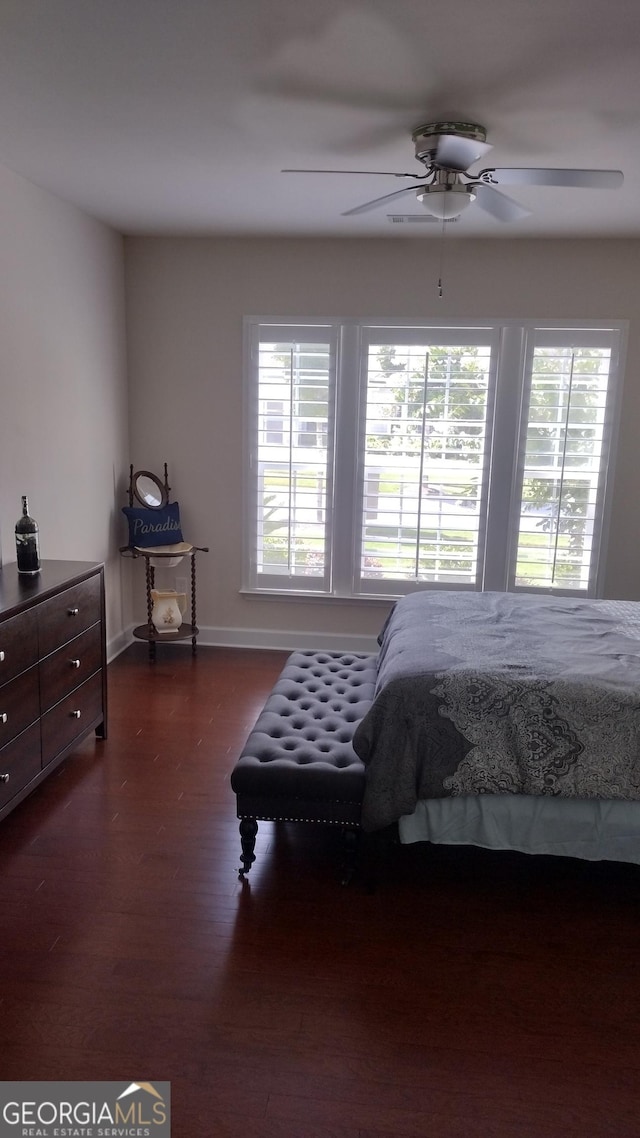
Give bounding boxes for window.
[244,319,625,599]
[360,329,495,589]
[513,333,616,591]
[245,325,335,592]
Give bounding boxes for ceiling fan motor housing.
[412,121,487,165]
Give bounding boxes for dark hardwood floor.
[1,642,639,1137]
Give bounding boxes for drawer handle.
[68,607,80,616]
[0,651,4,662]
[70,710,82,719]
[0,773,9,784]
[0,713,7,725]
[70,659,81,668]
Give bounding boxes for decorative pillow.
[122,501,184,548]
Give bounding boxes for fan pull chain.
[437,216,446,298]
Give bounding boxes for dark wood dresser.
[0,560,107,822]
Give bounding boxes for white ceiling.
[1,0,640,238]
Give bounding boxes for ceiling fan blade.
[473,183,532,223]
[282,168,420,178]
[482,167,624,189]
[435,134,493,172]
[342,185,426,217]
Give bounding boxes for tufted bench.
[230,649,377,882]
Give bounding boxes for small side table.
[120,544,209,662]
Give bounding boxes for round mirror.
[133,471,168,510]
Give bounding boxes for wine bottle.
[15,495,40,575]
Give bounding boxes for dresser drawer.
[0,607,38,685]
[41,670,104,767]
[0,666,39,747]
[39,622,103,712]
[38,573,102,658]
[0,722,42,811]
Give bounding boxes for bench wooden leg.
[238,817,258,879]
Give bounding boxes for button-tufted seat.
[230,650,377,880]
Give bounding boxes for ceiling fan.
[283,121,624,222]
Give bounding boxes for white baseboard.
[114,623,379,656]
[107,628,135,663]
[197,625,379,653]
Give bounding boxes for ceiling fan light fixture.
[416,183,476,220]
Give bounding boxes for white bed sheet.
[399,795,640,864]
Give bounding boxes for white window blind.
[244,319,625,600]
[510,329,619,592]
[358,330,495,592]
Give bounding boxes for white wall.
[124,235,640,650]
[0,163,130,655]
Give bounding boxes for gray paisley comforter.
[353,591,640,831]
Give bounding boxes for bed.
[352,590,640,865]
